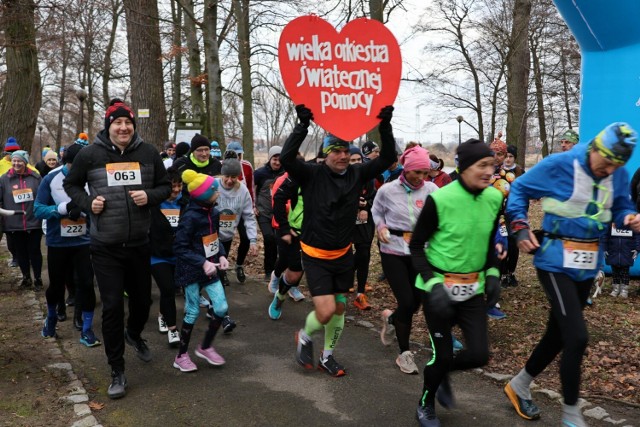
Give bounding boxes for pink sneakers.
[173,353,197,372]
[195,345,226,366]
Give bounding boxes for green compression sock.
[303,311,324,336]
[323,313,345,356]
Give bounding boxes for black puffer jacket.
[63,130,170,246]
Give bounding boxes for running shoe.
[416,403,441,427]
[504,382,541,420]
[41,318,58,339]
[199,296,210,308]
[318,354,346,377]
[436,374,455,409]
[9,259,18,268]
[124,330,152,362]
[235,265,246,283]
[158,315,168,333]
[500,275,510,289]
[220,271,230,287]
[353,294,372,310]
[222,316,236,334]
[66,295,75,306]
[80,330,101,347]
[33,278,43,291]
[380,309,396,346]
[173,353,198,372]
[508,274,519,287]
[487,306,507,320]
[288,286,305,302]
[18,277,32,289]
[396,350,419,374]
[168,329,180,345]
[57,304,67,322]
[195,344,225,366]
[268,271,280,294]
[269,294,284,320]
[295,329,314,369]
[108,370,127,399]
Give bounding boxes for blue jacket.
[173,199,227,288]
[507,144,635,281]
[34,166,90,247]
[601,223,640,267]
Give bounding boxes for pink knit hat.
[399,146,431,172]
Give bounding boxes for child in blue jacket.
[601,223,640,298]
[172,170,229,372]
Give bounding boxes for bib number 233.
[562,241,598,270]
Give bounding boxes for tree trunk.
[170,0,183,126]
[181,0,206,133]
[0,0,42,153]
[55,40,70,153]
[122,0,169,148]
[506,0,531,168]
[530,36,548,158]
[103,1,122,108]
[203,0,225,146]
[233,0,254,163]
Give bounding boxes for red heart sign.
[279,16,402,141]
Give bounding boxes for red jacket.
[238,160,254,203]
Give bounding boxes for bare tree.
[122,0,169,148]
[0,0,42,152]
[505,0,531,167]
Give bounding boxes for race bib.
[12,188,33,203]
[611,227,633,237]
[443,272,480,302]
[202,232,219,258]
[562,241,598,269]
[219,214,236,230]
[161,209,180,228]
[60,218,87,237]
[106,162,142,186]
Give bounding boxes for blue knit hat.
[4,137,20,153]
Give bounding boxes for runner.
[372,145,438,374]
[409,139,504,426]
[504,122,640,427]
[280,104,396,377]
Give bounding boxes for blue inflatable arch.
[553,0,640,274]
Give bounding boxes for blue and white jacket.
[34,166,90,248]
[506,143,636,281]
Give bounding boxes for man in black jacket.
[64,98,170,400]
[280,104,396,377]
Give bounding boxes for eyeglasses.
[194,147,210,153]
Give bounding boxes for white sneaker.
[199,295,210,308]
[380,309,396,346]
[158,315,168,333]
[620,284,629,298]
[288,286,305,302]
[396,350,418,374]
[610,283,620,297]
[268,271,280,294]
[168,329,180,345]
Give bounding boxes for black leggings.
[380,253,421,353]
[45,245,95,312]
[236,219,250,266]
[353,241,372,293]
[500,235,519,275]
[8,230,42,279]
[258,220,277,275]
[420,294,488,406]
[150,262,178,327]
[611,265,630,286]
[525,270,591,405]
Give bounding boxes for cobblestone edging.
[351,317,636,427]
[17,268,102,427]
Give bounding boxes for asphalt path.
[54,277,637,427]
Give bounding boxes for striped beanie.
[182,169,219,201]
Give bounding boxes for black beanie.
[507,144,518,158]
[63,143,84,164]
[104,98,136,130]
[175,142,190,158]
[190,133,210,151]
[457,139,493,173]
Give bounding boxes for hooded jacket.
[0,167,42,231]
[63,130,171,246]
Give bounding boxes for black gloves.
[66,200,82,221]
[485,275,501,308]
[377,105,394,127]
[295,104,314,128]
[428,283,454,319]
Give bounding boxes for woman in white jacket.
[372,146,438,374]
